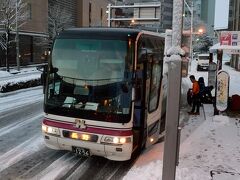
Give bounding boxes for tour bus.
[41,28,167,161]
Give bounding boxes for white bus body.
[41,28,167,161]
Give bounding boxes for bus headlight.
[42,124,60,136]
[101,136,131,145]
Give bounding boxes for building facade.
[0,0,48,67]
[0,0,110,68]
[110,0,173,31]
[228,0,240,70]
[160,0,173,30]
[201,0,215,37]
[76,0,109,27]
[228,0,240,31]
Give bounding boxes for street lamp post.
[184,0,193,71]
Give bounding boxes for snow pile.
[124,113,240,180]
[0,68,41,92]
[124,55,240,180]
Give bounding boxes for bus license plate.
[72,146,90,157]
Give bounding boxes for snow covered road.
[0,88,135,179]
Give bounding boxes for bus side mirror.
[50,67,58,73]
[196,58,198,61]
[41,65,48,94]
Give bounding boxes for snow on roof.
[210,43,240,53]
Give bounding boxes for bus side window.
[148,57,162,112]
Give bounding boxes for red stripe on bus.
[43,119,132,136]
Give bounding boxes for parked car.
[196,53,209,71]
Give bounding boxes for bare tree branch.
[0,0,29,71]
[0,0,29,49]
[48,3,73,42]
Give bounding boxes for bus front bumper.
[42,132,133,161]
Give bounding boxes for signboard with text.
[216,70,230,112]
[220,31,240,46]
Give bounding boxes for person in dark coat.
[198,77,213,103]
[198,77,205,103]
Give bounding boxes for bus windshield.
[46,38,133,123]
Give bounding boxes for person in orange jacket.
[188,75,200,115]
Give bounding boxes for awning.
[210,43,240,54]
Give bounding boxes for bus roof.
[57,27,164,40]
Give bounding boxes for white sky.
[0,57,240,179]
[214,0,230,30]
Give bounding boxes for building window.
[27,3,32,20]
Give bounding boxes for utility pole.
[183,0,193,71]
[189,1,193,71]
[162,0,184,179]
[16,0,20,71]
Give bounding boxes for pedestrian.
[198,77,213,104]
[188,75,200,115]
[198,77,205,103]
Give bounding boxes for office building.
[0,0,109,67]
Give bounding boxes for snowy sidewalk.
[124,104,240,180]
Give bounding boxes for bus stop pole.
[162,0,184,180]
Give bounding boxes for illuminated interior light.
[104,100,108,106]
[128,40,131,46]
[150,138,154,142]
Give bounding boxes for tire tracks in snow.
[0,113,43,137]
[0,135,44,172]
